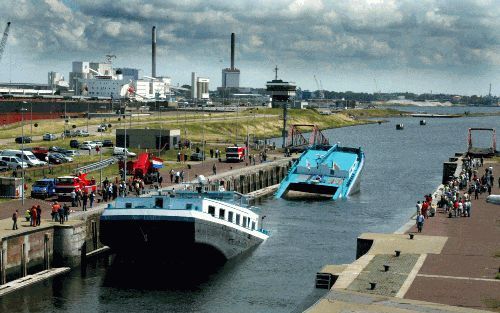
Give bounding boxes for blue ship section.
[275,144,364,200]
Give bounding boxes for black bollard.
[409,233,415,240]
[369,282,377,290]
[383,265,390,272]
[395,250,401,257]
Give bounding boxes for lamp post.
[87,101,90,132]
[158,105,164,158]
[20,107,27,205]
[99,105,107,186]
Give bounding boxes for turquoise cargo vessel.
[275,144,364,200]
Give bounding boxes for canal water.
[1,107,498,313]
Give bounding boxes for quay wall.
[0,211,105,284]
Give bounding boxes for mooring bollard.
[409,233,415,240]
[395,250,401,257]
[369,282,377,290]
[383,265,390,272]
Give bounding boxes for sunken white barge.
[99,191,269,262]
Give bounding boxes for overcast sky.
[0,0,499,95]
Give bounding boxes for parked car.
[47,154,63,164]
[102,139,114,147]
[80,144,92,151]
[49,146,65,152]
[31,178,56,199]
[113,147,136,157]
[0,156,28,169]
[42,133,57,141]
[70,139,80,148]
[75,130,90,137]
[15,136,32,144]
[0,160,9,172]
[51,153,73,163]
[92,141,103,147]
[1,149,47,167]
[190,152,206,161]
[63,150,78,157]
[62,130,77,137]
[97,124,107,132]
[82,141,97,149]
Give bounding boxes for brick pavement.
[403,160,500,311]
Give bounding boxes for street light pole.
[20,107,27,205]
[87,101,90,132]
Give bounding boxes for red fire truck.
[55,173,97,199]
[225,146,246,162]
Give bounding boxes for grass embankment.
[342,108,407,118]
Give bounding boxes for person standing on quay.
[213,163,217,176]
[36,205,41,226]
[169,169,174,183]
[82,192,88,211]
[12,209,18,230]
[89,191,95,208]
[31,206,37,227]
[416,213,425,233]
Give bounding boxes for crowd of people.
[415,156,493,233]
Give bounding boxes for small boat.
[396,123,404,130]
[420,120,426,125]
[275,144,364,200]
[100,191,269,263]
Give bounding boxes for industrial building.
[221,33,240,88]
[116,128,180,150]
[191,72,210,100]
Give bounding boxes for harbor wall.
[0,211,105,284]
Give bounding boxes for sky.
[0,0,499,96]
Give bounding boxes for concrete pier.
[306,155,500,312]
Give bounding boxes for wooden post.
[80,242,87,276]
[21,243,27,277]
[0,248,5,285]
[44,233,50,270]
[92,221,98,250]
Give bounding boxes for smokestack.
[231,32,235,70]
[152,26,157,77]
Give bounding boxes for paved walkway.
[403,160,500,311]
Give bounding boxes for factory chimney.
[230,32,235,70]
[152,26,157,77]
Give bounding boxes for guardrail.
[73,157,118,174]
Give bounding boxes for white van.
[0,156,28,169]
[1,150,47,167]
[113,147,136,157]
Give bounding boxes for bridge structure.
[285,124,329,153]
[467,128,497,157]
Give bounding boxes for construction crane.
[313,75,324,99]
[0,22,11,64]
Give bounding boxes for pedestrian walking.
[59,205,65,224]
[63,203,70,221]
[12,209,18,230]
[416,213,425,233]
[210,149,214,158]
[89,191,95,208]
[82,192,88,211]
[36,205,41,226]
[158,175,163,187]
[180,170,185,183]
[175,171,180,183]
[70,189,77,207]
[212,163,217,175]
[51,201,60,221]
[76,190,82,206]
[169,169,174,183]
[31,206,37,227]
